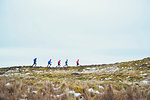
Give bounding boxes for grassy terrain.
[0,58,150,100]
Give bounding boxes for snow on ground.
[99,66,119,73]
[80,69,96,73]
[127,82,132,85]
[53,87,60,90]
[28,88,30,93]
[34,70,43,73]
[68,91,81,97]
[86,67,96,70]
[25,73,30,75]
[19,99,27,100]
[16,68,19,70]
[105,77,112,80]
[5,82,10,86]
[6,70,14,73]
[2,73,23,76]
[32,91,38,94]
[140,73,147,76]
[54,70,73,73]
[88,88,100,94]
[0,75,4,77]
[12,73,21,76]
[50,93,65,98]
[98,85,104,89]
[141,80,149,85]
[77,66,120,73]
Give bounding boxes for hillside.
[0,58,150,100]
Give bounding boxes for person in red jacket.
[76,59,79,66]
[58,60,61,67]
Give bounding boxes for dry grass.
[0,79,149,100]
[0,57,150,100]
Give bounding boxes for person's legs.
[32,62,36,67]
[58,64,60,67]
[48,64,50,67]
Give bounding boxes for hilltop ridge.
[1,57,150,69]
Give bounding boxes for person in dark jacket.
[65,59,68,66]
[32,58,37,67]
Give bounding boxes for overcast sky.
[0,0,150,67]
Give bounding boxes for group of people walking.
[32,58,80,67]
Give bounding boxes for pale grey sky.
[0,0,150,67]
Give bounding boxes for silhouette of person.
[47,59,52,67]
[76,59,79,66]
[32,58,37,67]
[58,60,61,67]
[65,59,68,66]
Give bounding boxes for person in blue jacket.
[32,58,37,67]
[47,59,52,67]
[65,59,68,66]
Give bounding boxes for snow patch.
[74,93,81,97]
[16,68,19,70]
[95,91,100,94]
[98,85,104,89]
[127,82,132,85]
[5,83,10,86]
[99,66,119,73]
[88,88,95,92]
[28,88,30,93]
[76,66,119,73]
[140,73,147,76]
[19,99,27,100]
[32,91,37,94]
[34,70,43,73]
[13,73,21,76]
[68,91,81,97]
[141,80,149,84]
[53,87,60,90]
[25,73,30,75]
[88,88,100,94]
[105,77,111,80]
[86,67,96,70]
[50,94,64,98]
